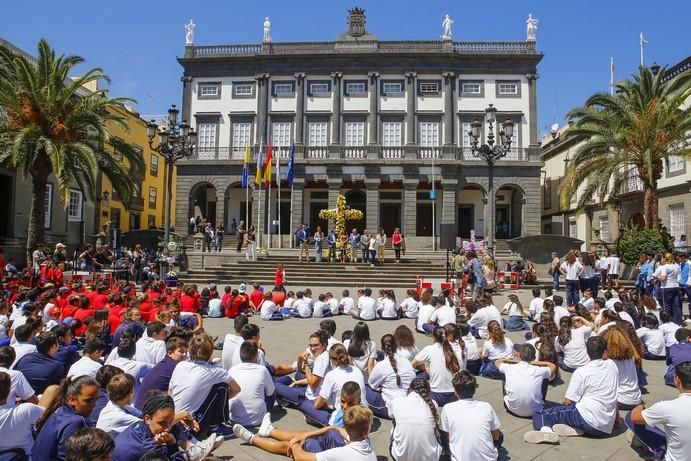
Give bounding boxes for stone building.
[175,9,544,249]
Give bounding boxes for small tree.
[615,226,672,265]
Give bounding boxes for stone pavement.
[200,287,676,461]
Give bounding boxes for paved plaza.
[201,287,676,461]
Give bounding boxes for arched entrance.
[629,213,645,228]
[495,185,524,239]
[344,189,366,232]
[189,183,217,226]
[224,183,251,230]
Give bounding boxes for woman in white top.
[393,325,419,363]
[367,334,416,419]
[555,315,594,372]
[377,290,399,320]
[560,251,584,308]
[601,326,642,411]
[637,314,667,360]
[479,320,514,380]
[415,292,435,334]
[399,290,420,319]
[390,378,443,461]
[458,323,481,374]
[343,322,377,378]
[443,323,466,371]
[412,326,461,407]
[422,296,455,333]
[501,294,529,331]
[656,252,682,325]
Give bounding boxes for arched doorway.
[495,185,524,239]
[224,183,251,230]
[629,213,645,228]
[344,189,366,232]
[189,183,217,226]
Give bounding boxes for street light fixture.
[146,104,196,279]
[468,104,514,257]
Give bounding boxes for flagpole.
[257,140,263,250]
[267,178,272,249]
[640,33,646,66]
[290,183,294,249]
[277,153,282,248]
[610,57,614,96]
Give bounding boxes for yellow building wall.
[97,106,177,234]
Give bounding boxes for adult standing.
[465,251,486,301]
[245,226,257,262]
[607,249,621,290]
[215,225,224,252]
[236,220,246,253]
[550,252,561,291]
[129,244,145,283]
[349,228,361,263]
[229,218,238,236]
[32,243,46,275]
[314,226,324,263]
[376,228,387,264]
[392,228,404,264]
[360,230,370,264]
[600,248,610,291]
[560,251,583,308]
[189,216,196,234]
[657,252,681,325]
[79,244,95,272]
[326,230,336,263]
[297,224,310,263]
[53,243,68,265]
[452,249,464,284]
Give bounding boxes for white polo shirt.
[561,260,583,280]
[378,298,398,319]
[221,334,244,371]
[339,297,355,314]
[109,357,151,383]
[414,343,455,393]
[440,398,501,461]
[660,322,680,347]
[10,343,36,369]
[315,439,377,461]
[482,338,515,361]
[367,353,415,413]
[326,298,340,316]
[260,300,279,320]
[96,401,141,437]
[343,339,376,376]
[555,326,592,369]
[636,327,666,357]
[390,393,442,461]
[565,359,619,434]
[169,360,235,413]
[607,256,620,275]
[67,356,103,379]
[0,402,44,457]
[0,366,34,406]
[356,296,377,320]
[613,358,641,406]
[229,362,275,426]
[312,301,329,318]
[135,334,166,366]
[319,365,368,411]
[462,334,481,361]
[553,305,571,325]
[400,297,419,318]
[294,299,312,318]
[642,393,691,461]
[416,304,435,331]
[304,351,330,401]
[430,306,456,326]
[467,305,502,339]
[498,361,551,417]
[529,297,544,318]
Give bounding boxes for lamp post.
[468,104,514,258]
[146,105,196,279]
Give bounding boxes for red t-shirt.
[271,291,286,307]
[108,306,127,333]
[227,293,249,318]
[249,290,264,309]
[180,294,199,313]
[274,270,285,287]
[61,305,79,321]
[92,293,108,310]
[73,308,96,335]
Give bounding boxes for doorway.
[496,205,510,239]
[310,202,328,235]
[417,203,433,236]
[380,203,401,235]
[458,205,473,238]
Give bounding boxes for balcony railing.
[460,147,529,161]
[419,147,442,159]
[343,146,367,159]
[381,147,405,159]
[130,197,144,211]
[196,147,231,160]
[306,146,329,159]
[620,174,644,194]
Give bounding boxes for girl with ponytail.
[34,375,101,461]
[555,314,595,372]
[479,320,514,379]
[367,334,416,419]
[389,378,443,461]
[412,326,460,407]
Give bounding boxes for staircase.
[177,252,449,289]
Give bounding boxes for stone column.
[330,72,343,145]
[442,72,455,146]
[290,180,305,238]
[252,185,265,248]
[294,73,306,146]
[215,188,224,233]
[327,179,341,208]
[181,76,193,124]
[405,72,417,145]
[368,72,379,144]
[441,179,457,226]
[403,180,417,237]
[255,74,270,143]
[527,73,539,146]
[365,180,380,232]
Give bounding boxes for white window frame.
[461,121,472,148]
[382,82,402,94]
[599,216,610,242]
[148,186,157,209]
[234,83,253,96]
[569,219,577,238]
[668,155,685,173]
[199,84,219,97]
[272,121,292,147]
[669,203,686,243]
[344,121,365,146]
[232,122,252,150]
[308,121,328,146]
[498,82,519,95]
[309,82,329,95]
[419,82,440,95]
[382,121,402,147]
[68,189,83,223]
[44,183,53,229]
[345,82,366,95]
[273,83,294,95]
[419,121,440,147]
[150,154,159,176]
[197,122,217,149]
[461,82,481,94]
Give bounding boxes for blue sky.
[2,0,689,137]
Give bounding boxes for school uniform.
[467,305,502,339]
[555,326,592,371]
[9,342,36,369]
[463,334,482,374]
[260,300,283,320]
[498,361,551,417]
[441,398,501,461]
[637,327,666,359]
[0,366,35,406]
[133,356,180,410]
[66,356,103,379]
[14,352,64,394]
[389,393,443,461]
[313,301,331,318]
[367,353,416,418]
[377,298,398,319]
[294,299,312,318]
[343,339,377,377]
[561,260,584,307]
[414,344,458,407]
[318,365,368,426]
[221,334,244,371]
[112,420,188,461]
[664,342,691,386]
[480,339,514,380]
[400,297,419,318]
[612,358,641,409]
[169,360,235,414]
[0,402,44,458]
[315,439,377,461]
[229,362,275,426]
[33,404,88,461]
[356,296,377,320]
[429,305,456,327]
[503,302,529,331]
[659,322,680,347]
[553,305,571,326]
[275,350,330,406]
[532,359,619,436]
[415,304,435,333]
[96,401,142,438]
[528,297,544,320]
[135,333,166,366]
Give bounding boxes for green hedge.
[615,227,673,265]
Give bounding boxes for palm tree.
[0,39,143,262]
[560,65,691,229]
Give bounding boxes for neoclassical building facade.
[175,9,544,249]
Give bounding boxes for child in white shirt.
[637,314,667,359]
[528,288,544,321]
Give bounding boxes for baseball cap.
[55,243,66,248]
[239,283,247,293]
[48,305,60,316]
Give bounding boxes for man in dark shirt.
[665,328,691,386]
[51,325,80,374]
[133,337,188,409]
[15,331,64,394]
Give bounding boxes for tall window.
[345,121,365,146]
[668,155,685,174]
[272,122,292,147]
[44,184,53,229]
[110,207,121,230]
[461,122,472,147]
[669,204,686,242]
[419,121,440,146]
[148,215,156,229]
[150,154,159,177]
[197,122,217,148]
[599,216,610,242]
[68,189,83,222]
[569,219,577,238]
[308,122,328,146]
[382,121,402,146]
[148,187,157,209]
[232,122,252,152]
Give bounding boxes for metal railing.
[621,173,644,194]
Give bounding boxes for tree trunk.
[26,173,48,265]
[642,184,660,230]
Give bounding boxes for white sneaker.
[233,423,255,444]
[258,413,274,437]
[187,434,216,460]
[523,430,559,444]
[553,424,584,437]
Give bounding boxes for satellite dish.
[550,123,559,133]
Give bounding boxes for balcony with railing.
[620,172,644,194]
[460,147,531,162]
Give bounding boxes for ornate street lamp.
[147,104,197,278]
[467,104,514,257]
